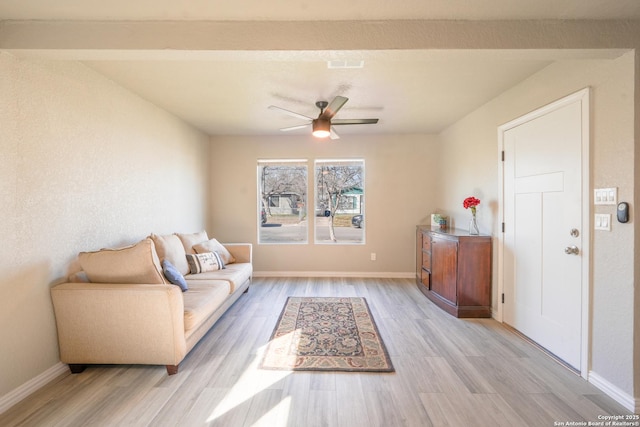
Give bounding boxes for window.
[258,160,308,244]
[314,159,365,244]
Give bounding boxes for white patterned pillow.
[186,252,224,274]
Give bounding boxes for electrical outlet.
[370,253,376,261]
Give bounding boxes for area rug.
[259,297,394,372]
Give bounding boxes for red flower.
[463,197,481,209]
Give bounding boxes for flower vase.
[469,214,479,235]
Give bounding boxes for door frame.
[496,88,591,379]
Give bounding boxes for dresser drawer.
[421,269,430,288]
[422,253,431,270]
[422,234,431,251]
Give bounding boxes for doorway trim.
[496,88,591,379]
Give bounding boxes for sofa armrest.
[223,243,252,264]
[51,282,187,366]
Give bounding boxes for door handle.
[564,246,579,255]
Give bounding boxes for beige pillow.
[149,233,190,276]
[175,230,209,254]
[78,238,166,284]
[193,238,236,265]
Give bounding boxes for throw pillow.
[186,252,224,274]
[175,230,209,254]
[162,259,188,292]
[149,233,190,276]
[193,238,236,265]
[78,238,166,284]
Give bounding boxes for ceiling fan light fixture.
[312,119,331,139]
[271,96,378,140]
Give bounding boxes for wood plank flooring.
[0,277,630,426]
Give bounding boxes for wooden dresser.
[416,225,492,318]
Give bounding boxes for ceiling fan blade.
[330,127,340,140]
[321,96,349,119]
[280,124,310,132]
[268,105,314,121]
[331,118,379,125]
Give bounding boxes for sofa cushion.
[150,234,190,276]
[162,260,188,292]
[182,281,230,332]
[78,238,166,284]
[176,230,209,254]
[185,262,252,293]
[186,252,224,274]
[193,238,236,265]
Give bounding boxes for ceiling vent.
[327,60,365,69]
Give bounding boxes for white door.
[501,90,589,372]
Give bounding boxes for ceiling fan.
[268,96,379,139]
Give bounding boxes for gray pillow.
[162,259,188,292]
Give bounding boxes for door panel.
[431,237,457,304]
[503,97,584,370]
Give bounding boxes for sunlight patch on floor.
[251,396,292,427]
[206,333,294,423]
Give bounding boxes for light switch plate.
[595,213,611,231]
[594,187,617,205]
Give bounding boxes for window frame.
[257,159,309,245]
[313,158,366,245]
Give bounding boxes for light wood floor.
[1,277,630,426]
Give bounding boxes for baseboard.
[0,362,68,415]
[253,271,415,279]
[588,371,638,413]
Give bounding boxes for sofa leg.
[69,364,87,374]
[166,364,179,375]
[243,286,249,294]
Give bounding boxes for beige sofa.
[51,231,252,375]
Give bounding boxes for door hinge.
[501,222,505,232]
[502,293,505,304]
[501,150,505,161]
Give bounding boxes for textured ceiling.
[2,1,638,137]
[83,51,555,136]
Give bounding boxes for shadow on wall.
[0,259,60,394]
[487,198,499,234]
[0,260,53,319]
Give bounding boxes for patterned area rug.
[259,297,394,372]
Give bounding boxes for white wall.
[438,52,636,401]
[208,134,440,275]
[0,52,210,398]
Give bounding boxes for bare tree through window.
[315,159,365,244]
[258,160,308,244]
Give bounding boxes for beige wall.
[438,52,635,397]
[0,52,210,397]
[209,134,440,274]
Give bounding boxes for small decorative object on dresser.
[416,225,492,318]
[431,213,447,229]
